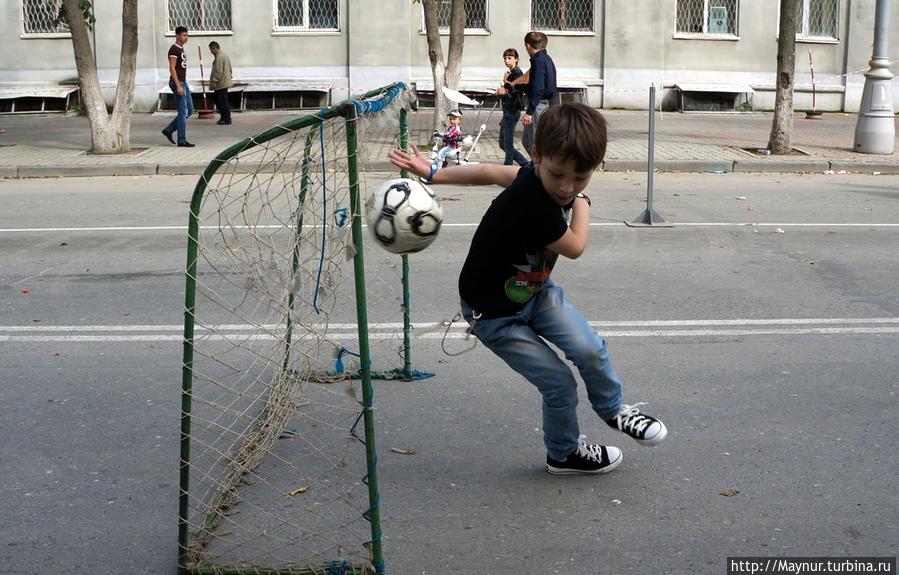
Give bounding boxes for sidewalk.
[0,108,897,178]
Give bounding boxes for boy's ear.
[530,149,540,165]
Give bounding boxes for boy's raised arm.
[387,144,519,188]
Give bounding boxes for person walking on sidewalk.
[496,48,529,166]
[162,26,195,147]
[512,31,556,157]
[208,41,233,125]
[388,104,667,475]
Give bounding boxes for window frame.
[165,0,234,36]
[418,0,490,35]
[529,0,596,36]
[272,0,341,34]
[673,0,741,41]
[20,0,71,39]
[796,0,839,43]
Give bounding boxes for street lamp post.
[853,0,895,154]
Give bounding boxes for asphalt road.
[1,172,897,575]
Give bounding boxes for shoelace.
[616,403,652,435]
[576,434,606,463]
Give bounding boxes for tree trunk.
[110,0,139,153]
[421,0,465,133]
[768,0,802,155]
[445,0,465,90]
[63,0,137,154]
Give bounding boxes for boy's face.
[532,153,594,206]
[504,55,518,69]
[449,116,460,125]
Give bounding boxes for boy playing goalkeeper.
[388,103,667,475]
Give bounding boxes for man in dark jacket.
[517,31,557,156]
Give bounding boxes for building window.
[168,0,231,33]
[676,0,739,36]
[274,0,339,31]
[420,0,488,32]
[531,0,594,32]
[22,0,70,36]
[799,0,838,40]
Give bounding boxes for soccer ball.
[365,178,444,254]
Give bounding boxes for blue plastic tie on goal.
[333,206,349,228]
[312,108,328,314]
[334,346,361,375]
[324,560,351,575]
[352,82,406,115]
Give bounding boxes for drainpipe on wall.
[841,0,851,111]
[599,0,606,108]
[346,2,351,98]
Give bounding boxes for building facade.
[2,0,898,113]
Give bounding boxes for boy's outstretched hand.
[388,144,432,179]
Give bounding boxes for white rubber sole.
[545,446,624,475]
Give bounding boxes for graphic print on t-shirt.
[503,245,560,304]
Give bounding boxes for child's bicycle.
[428,87,500,168]
[429,132,475,167]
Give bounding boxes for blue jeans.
[165,80,194,144]
[499,110,528,166]
[522,99,549,157]
[462,282,623,460]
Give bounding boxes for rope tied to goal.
[312,107,329,314]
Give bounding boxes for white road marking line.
[2,317,897,333]
[3,222,899,233]
[3,327,899,342]
[2,319,899,342]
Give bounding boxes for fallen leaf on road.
[390,447,416,455]
[288,485,309,496]
[720,489,740,497]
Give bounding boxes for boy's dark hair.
[175,26,188,35]
[534,104,607,172]
[502,48,519,60]
[209,41,220,49]
[524,31,548,50]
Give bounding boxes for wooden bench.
[674,82,754,112]
[413,78,589,107]
[0,84,80,114]
[157,79,332,112]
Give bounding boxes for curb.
[156,163,209,176]
[16,164,160,178]
[732,159,831,173]
[602,159,735,173]
[829,161,899,175]
[2,159,898,179]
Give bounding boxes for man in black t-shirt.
[388,104,667,476]
[161,26,195,147]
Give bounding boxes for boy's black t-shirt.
[459,166,570,318]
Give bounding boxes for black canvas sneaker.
[605,403,667,446]
[546,435,623,475]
